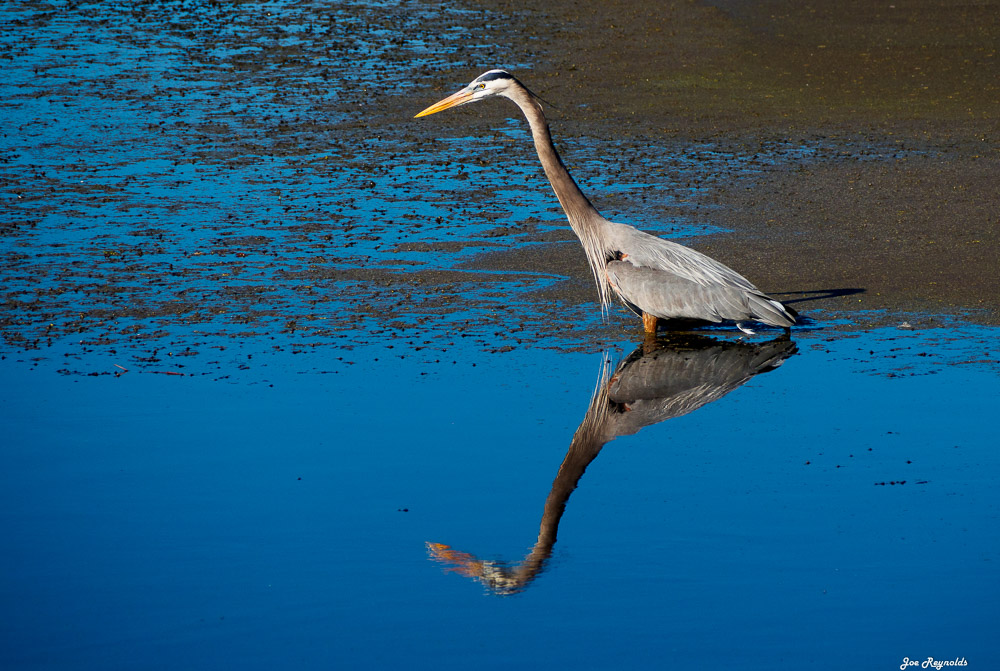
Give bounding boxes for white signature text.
[901,658,968,670]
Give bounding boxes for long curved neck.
[506,84,613,309]
[506,86,603,229]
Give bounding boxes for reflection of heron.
[416,70,798,335]
[427,334,797,594]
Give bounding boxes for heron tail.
[747,293,798,328]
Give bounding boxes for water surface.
[1,2,996,669]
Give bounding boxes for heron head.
[414,70,516,118]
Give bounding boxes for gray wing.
[606,261,794,326]
[602,222,794,327]
[604,222,760,291]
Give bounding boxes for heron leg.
[642,312,659,335]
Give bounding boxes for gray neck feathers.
[506,85,613,311]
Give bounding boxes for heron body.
[415,70,797,334]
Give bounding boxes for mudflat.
[459,0,999,323]
[3,1,996,362]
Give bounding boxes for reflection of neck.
[530,424,607,559]
[509,383,614,587]
[426,379,613,595]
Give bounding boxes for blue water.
[2,325,997,669]
[2,1,997,669]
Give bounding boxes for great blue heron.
[415,70,798,335]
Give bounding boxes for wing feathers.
[605,222,758,291]
[606,261,795,327]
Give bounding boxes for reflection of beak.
[426,542,486,578]
[414,88,474,118]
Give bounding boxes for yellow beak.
[414,88,475,118]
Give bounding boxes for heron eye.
[475,83,486,90]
